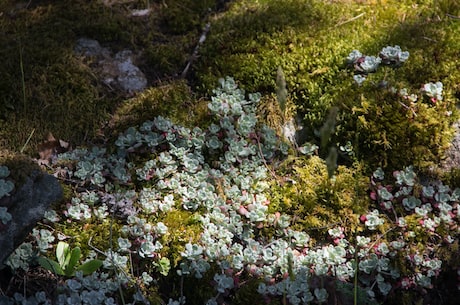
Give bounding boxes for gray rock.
[74,38,107,58]
[113,50,148,92]
[75,38,147,93]
[440,121,460,172]
[0,171,62,267]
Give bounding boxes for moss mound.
[268,156,369,242]
[109,79,208,136]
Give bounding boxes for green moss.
[346,87,457,170]
[0,149,41,186]
[157,210,202,267]
[110,80,209,136]
[57,218,120,259]
[159,0,220,34]
[268,156,369,241]
[0,0,214,153]
[195,0,460,171]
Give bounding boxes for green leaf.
[65,247,82,276]
[76,259,103,275]
[38,257,64,276]
[56,241,70,269]
[156,257,171,276]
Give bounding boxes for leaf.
[65,247,82,276]
[76,259,103,275]
[56,241,70,269]
[38,257,64,276]
[37,132,70,165]
[156,257,171,276]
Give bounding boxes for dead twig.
[446,13,460,20]
[335,12,365,27]
[181,23,211,78]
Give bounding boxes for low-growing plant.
[0,165,14,199]
[3,77,460,305]
[38,241,103,277]
[196,0,460,171]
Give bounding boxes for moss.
[157,210,202,267]
[159,0,220,35]
[346,87,457,170]
[57,218,121,259]
[0,0,214,153]
[109,80,209,137]
[195,0,460,171]
[0,149,41,186]
[268,156,369,242]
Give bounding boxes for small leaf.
[76,259,103,275]
[56,241,70,269]
[38,257,64,276]
[65,247,82,276]
[156,257,171,276]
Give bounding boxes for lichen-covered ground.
[1,0,460,304]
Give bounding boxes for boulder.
[0,170,62,267]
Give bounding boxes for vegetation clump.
[1,0,460,304]
[196,0,460,170]
[1,78,459,305]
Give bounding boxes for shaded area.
[0,0,223,152]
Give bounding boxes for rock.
[0,170,62,267]
[440,121,460,171]
[107,50,148,92]
[74,38,147,94]
[74,38,109,59]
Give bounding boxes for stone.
[74,38,147,94]
[0,170,62,267]
[440,121,460,171]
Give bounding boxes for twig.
[20,128,35,154]
[335,12,365,27]
[19,40,27,113]
[422,36,438,42]
[397,101,417,117]
[446,13,460,20]
[181,23,211,78]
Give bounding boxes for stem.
[180,275,185,305]
[335,12,365,27]
[20,128,35,154]
[19,41,27,113]
[354,255,358,305]
[181,23,210,78]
